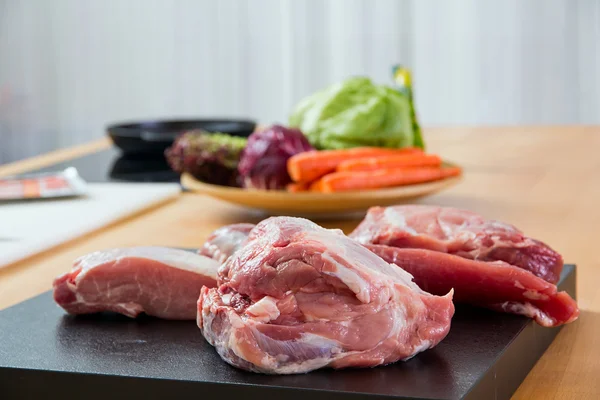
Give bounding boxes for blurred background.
[0,0,598,164]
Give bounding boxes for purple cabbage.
[237,125,314,190]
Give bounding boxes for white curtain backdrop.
[0,0,599,163]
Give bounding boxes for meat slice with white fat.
[53,247,219,320]
[198,217,454,374]
[199,223,255,264]
[367,246,578,327]
[351,205,563,283]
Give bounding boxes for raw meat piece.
[198,217,454,374]
[351,205,563,283]
[367,246,579,327]
[199,223,255,264]
[53,247,219,320]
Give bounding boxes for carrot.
[287,147,423,183]
[337,153,442,172]
[286,182,310,193]
[318,166,462,192]
[309,178,325,192]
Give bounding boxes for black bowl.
[108,153,180,182]
[107,119,257,154]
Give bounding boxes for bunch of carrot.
[286,147,461,193]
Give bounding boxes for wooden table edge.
[0,137,113,178]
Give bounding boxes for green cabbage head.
[289,77,424,150]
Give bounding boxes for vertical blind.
[0,0,598,163]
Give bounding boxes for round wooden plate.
[181,163,462,216]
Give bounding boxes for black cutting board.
[0,265,576,400]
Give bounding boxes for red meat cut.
[367,246,578,327]
[199,223,255,264]
[351,205,563,283]
[198,217,454,374]
[53,247,219,320]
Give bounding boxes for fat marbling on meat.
[351,205,578,327]
[199,223,255,264]
[351,205,563,283]
[198,217,454,374]
[53,247,219,320]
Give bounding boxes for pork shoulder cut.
[53,247,219,320]
[351,205,563,283]
[198,217,454,374]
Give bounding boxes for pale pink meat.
[198,217,454,374]
[351,205,563,283]
[53,247,219,320]
[199,223,255,264]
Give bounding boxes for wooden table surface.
[1,126,599,399]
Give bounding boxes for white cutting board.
[0,182,180,269]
